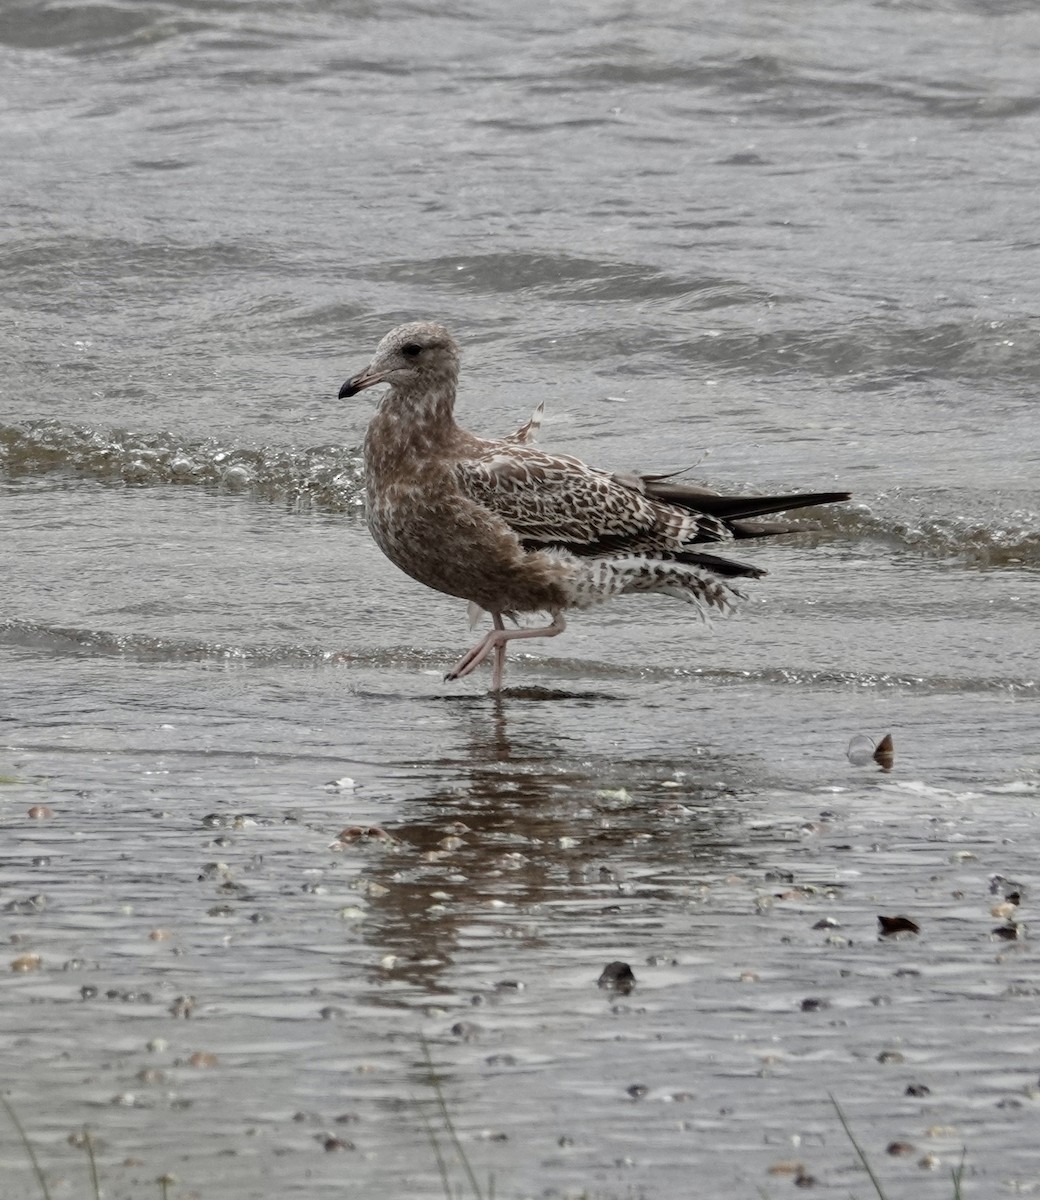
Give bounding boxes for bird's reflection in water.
[350,693,754,1000]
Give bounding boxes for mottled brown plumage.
[338,321,849,691]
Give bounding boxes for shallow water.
[2,1,1039,1197]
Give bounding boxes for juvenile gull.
[338,322,849,691]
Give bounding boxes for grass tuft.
[830,1094,968,1199]
[1,1095,53,1200]
[417,1036,496,1200]
[83,1129,101,1200]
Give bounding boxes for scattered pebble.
[334,826,395,846]
[887,1141,916,1156]
[450,1021,482,1041]
[878,915,920,937]
[874,733,895,770]
[169,995,196,1018]
[11,954,42,973]
[598,961,636,994]
[990,875,1025,900]
[767,1160,806,1177]
[992,923,1021,940]
[356,880,390,898]
[27,805,54,820]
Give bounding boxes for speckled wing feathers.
[455,440,730,555]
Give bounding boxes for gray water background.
[2,1,1039,1197]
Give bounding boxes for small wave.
[549,654,1037,695]
[0,2,200,55]
[3,421,1035,570]
[676,663,1037,696]
[360,250,777,308]
[2,620,1035,696]
[823,501,1040,570]
[0,420,365,511]
[667,314,1040,389]
[0,619,441,670]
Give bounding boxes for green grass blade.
[951,1146,967,1199]
[83,1129,101,1200]
[421,1036,484,1200]
[412,1090,454,1200]
[829,1094,888,1200]
[0,1095,53,1200]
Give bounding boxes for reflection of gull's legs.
[445,611,567,692]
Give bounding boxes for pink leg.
[445,610,567,691]
[490,612,507,693]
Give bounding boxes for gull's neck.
[366,375,462,472]
[382,375,458,430]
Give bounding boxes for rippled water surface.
[2,1,1039,1197]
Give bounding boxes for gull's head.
[338,321,460,400]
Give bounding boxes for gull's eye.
[401,342,423,358]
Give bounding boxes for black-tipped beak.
[338,369,385,399]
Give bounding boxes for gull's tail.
[566,555,744,617]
